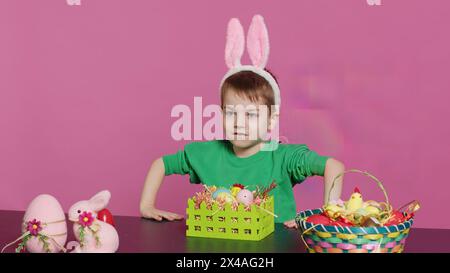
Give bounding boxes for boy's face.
[222,88,272,149]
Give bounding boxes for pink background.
[1,0,449,229]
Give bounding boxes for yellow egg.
[216,192,235,203]
[356,208,368,216]
[364,206,380,216]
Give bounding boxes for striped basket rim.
[295,208,414,235]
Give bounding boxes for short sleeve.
[285,145,330,184]
[161,146,201,184]
[162,149,192,176]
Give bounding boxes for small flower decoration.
[79,211,94,227]
[26,219,42,236]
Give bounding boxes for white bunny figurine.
[66,190,119,253]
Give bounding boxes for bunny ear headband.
[220,15,281,109]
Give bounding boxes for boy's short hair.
[220,69,278,112]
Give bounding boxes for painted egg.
[364,206,381,216]
[216,192,235,203]
[22,194,67,253]
[236,189,254,206]
[305,214,331,225]
[212,188,231,199]
[356,208,368,216]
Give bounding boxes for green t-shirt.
[162,140,329,223]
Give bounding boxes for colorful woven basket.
[186,196,274,241]
[295,169,415,253]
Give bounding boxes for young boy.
[139,15,344,228]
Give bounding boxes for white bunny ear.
[247,14,270,68]
[88,190,111,212]
[225,18,245,69]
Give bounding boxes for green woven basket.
[295,169,415,253]
[186,196,275,241]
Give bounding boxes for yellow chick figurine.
[345,187,364,212]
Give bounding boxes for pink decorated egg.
[22,194,67,253]
[236,189,254,206]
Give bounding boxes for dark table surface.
[1,210,449,253]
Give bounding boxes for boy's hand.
[140,205,184,221]
[283,220,298,229]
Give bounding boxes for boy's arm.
[139,157,184,221]
[284,157,345,229]
[323,158,345,206]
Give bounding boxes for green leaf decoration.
[38,234,51,253]
[15,234,31,253]
[78,226,86,247]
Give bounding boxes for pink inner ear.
[89,198,105,211]
[89,190,111,211]
[225,18,245,69]
[247,15,269,68]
